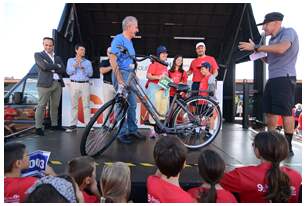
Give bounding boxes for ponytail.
[199,183,217,203]
[254,131,291,202]
[266,161,291,202]
[197,150,225,203]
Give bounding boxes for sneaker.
[51,125,66,131]
[117,135,133,144]
[130,131,146,140]
[35,128,44,136]
[65,125,77,133]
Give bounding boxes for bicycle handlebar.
[116,46,168,67]
[149,54,168,66]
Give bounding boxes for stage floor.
[11,123,302,202]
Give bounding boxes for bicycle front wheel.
[171,96,222,149]
[80,97,128,156]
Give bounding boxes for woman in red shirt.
[220,131,301,203]
[168,55,188,104]
[188,150,237,203]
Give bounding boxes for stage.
[12,123,302,202]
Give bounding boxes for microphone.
[258,32,266,45]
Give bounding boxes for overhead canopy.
[55,3,260,78]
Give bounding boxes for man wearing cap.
[238,12,299,156]
[187,42,219,95]
[109,16,146,144]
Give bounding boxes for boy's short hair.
[153,136,187,178]
[4,142,26,173]
[67,156,95,186]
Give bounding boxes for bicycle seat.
[168,83,190,92]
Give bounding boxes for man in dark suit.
[34,37,66,136]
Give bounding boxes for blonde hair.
[100,162,131,203]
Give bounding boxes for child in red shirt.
[220,131,301,203]
[198,62,217,136]
[188,150,237,203]
[4,142,56,203]
[146,46,169,124]
[168,55,188,104]
[199,62,216,98]
[147,136,194,203]
[68,156,100,203]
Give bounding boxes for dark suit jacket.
[34,51,66,88]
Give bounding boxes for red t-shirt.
[198,73,213,105]
[82,191,99,203]
[168,70,188,96]
[147,175,195,203]
[4,176,38,203]
[146,62,168,87]
[189,55,218,82]
[199,73,212,97]
[219,162,301,203]
[187,186,237,203]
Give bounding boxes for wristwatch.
[254,44,260,52]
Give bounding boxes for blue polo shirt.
[267,27,299,79]
[66,57,93,81]
[111,33,135,72]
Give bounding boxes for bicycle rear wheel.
[80,97,128,156]
[171,96,222,149]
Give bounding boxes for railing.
[4,126,35,140]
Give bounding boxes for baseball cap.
[156,45,168,56]
[257,12,284,26]
[196,42,206,49]
[200,62,211,70]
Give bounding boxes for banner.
[21,150,51,177]
[62,57,223,127]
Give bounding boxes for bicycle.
[80,46,222,156]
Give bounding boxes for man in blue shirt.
[66,44,93,132]
[110,16,145,144]
[238,12,299,156]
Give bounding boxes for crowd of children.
[5,130,301,203]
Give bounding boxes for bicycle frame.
[124,71,199,134]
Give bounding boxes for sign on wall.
[62,58,223,127]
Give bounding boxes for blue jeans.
[112,70,138,137]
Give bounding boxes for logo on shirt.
[5,194,20,203]
[147,194,160,203]
[257,184,296,196]
[257,184,269,193]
